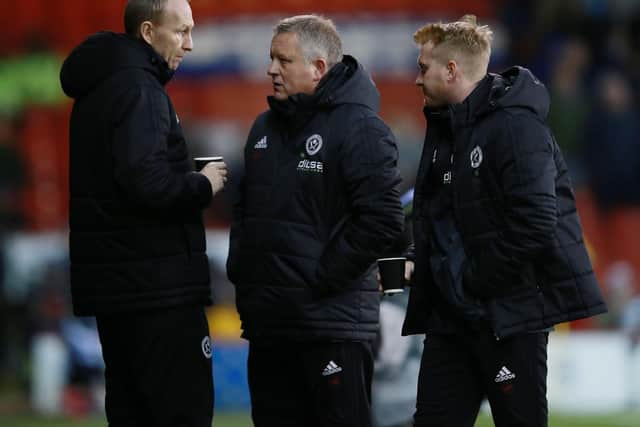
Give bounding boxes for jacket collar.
[132,36,175,86]
[423,75,493,134]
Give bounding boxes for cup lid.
[194,156,224,161]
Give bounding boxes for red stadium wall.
[0,0,496,54]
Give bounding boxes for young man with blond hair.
[401,15,606,426]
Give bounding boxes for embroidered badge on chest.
[306,134,323,156]
[470,145,483,168]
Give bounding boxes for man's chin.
[168,58,183,70]
[423,95,440,108]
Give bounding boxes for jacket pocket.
[488,285,545,338]
[429,252,485,322]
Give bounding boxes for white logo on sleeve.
[494,366,516,383]
[322,360,342,376]
[470,146,483,168]
[254,136,268,149]
[201,336,212,359]
[305,134,323,156]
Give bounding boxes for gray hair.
[274,15,343,67]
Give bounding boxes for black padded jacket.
[61,32,213,315]
[403,67,607,339]
[227,56,404,341]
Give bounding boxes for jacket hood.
[487,66,550,120]
[268,55,380,119]
[317,54,380,112]
[60,32,173,99]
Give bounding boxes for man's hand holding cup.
[195,156,227,195]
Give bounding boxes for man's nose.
[184,34,193,52]
[267,60,278,76]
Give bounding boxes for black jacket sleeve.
[111,85,212,212]
[467,113,558,295]
[315,116,404,293]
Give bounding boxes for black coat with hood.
[402,67,607,339]
[227,55,404,341]
[60,32,213,316]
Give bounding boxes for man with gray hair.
[60,1,226,425]
[227,14,404,427]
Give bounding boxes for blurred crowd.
[1,0,640,419]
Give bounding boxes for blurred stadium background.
[1,0,640,426]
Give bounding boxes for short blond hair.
[414,15,492,81]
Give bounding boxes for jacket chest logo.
[305,134,323,156]
[470,146,483,168]
[254,136,268,149]
[297,159,324,173]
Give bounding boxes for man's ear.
[446,60,458,82]
[140,21,154,44]
[312,57,329,82]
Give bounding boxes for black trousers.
[414,331,548,427]
[248,340,374,427]
[96,305,214,427]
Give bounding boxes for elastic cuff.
[188,172,213,208]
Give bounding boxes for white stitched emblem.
[470,146,483,169]
[305,134,323,156]
[201,336,212,359]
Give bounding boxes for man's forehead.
[272,32,299,46]
[271,33,301,52]
[419,41,436,53]
[418,42,437,60]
